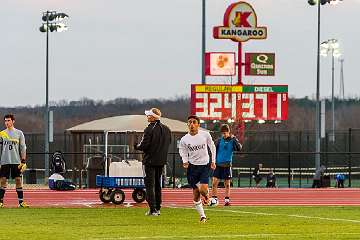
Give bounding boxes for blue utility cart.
[96,131,146,205]
[96,175,146,204]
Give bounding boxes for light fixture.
[321,39,341,58]
[308,0,333,5]
[39,24,48,32]
[329,0,343,5]
[40,11,69,33]
[55,23,68,32]
[55,13,69,21]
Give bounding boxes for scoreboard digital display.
[191,84,288,121]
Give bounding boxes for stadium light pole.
[308,0,343,170]
[39,11,69,181]
[320,39,341,142]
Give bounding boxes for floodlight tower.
[307,0,343,169]
[39,11,69,180]
[320,39,341,142]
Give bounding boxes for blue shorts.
[212,166,232,180]
[187,163,210,189]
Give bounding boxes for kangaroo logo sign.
[213,1,267,42]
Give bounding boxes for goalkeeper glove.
[18,160,27,173]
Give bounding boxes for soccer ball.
[209,198,218,207]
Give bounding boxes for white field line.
[82,203,93,208]
[168,206,360,224]
[87,232,360,240]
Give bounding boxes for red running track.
[2,188,360,208]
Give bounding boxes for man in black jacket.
[134,108,171,216]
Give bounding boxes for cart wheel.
[132,188,146,203]
[110,189,125,205]
[99,189,112,203]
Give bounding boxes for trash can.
[86,156,105,188]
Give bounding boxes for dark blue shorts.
[187,163,210,189]
[213,166,232,180]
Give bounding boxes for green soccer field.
[1,206,360,240]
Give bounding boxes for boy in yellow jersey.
[0,114,29,208]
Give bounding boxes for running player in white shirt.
[179,115,216,223]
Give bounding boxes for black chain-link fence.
[21,129,360,188]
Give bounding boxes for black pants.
[266,181,276,188]
[312,179,321,188]
[336,180,344,188]
[144,165,163,212]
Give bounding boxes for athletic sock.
[16,188,24,204]
[224,197,230,203]
[212,195,218,200]
[194,200,206,218]
[0,188,5,203]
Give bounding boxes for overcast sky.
[1,0,359,107]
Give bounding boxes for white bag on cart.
[109,160,143,177]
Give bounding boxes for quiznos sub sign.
[245,53,275,76]
[213,1,267,42]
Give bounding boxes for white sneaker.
[145,210,159,216]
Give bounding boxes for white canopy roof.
[67,115,193,133]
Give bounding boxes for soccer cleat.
[200,217,207,223]
[156,210,160,215]
[145,210,159,216]
[224,201,231,206]
[0,202,3,208]
[18,202,30,208]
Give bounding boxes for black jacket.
[135,120,171,166]
[252,167,261,178]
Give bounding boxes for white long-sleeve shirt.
[179,130,216,165]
